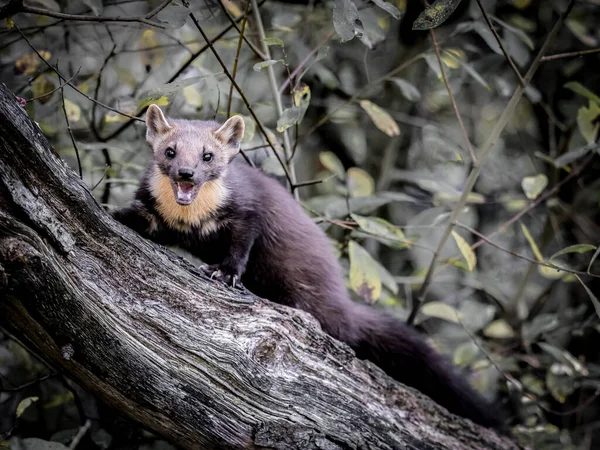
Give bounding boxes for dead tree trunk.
[0,84,518,450]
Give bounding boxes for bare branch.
[429,27,477,164]
[1,0,170,28]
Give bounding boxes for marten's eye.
[165,147,176,159]
[203,152,213,162]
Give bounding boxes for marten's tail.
[347,303,504,430]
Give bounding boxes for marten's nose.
[178,168,194,179]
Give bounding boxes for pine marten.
[112,104,503,430]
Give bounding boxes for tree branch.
[1,0,169,28]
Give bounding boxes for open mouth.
[174,181,197,205]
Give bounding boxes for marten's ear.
[214,116,245,159]
[146,104,172,144]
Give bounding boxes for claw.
[231,275,238,288]
[210,270,221,280]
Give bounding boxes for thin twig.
[250,0,297,198]
[91,27,117,140]
[60,80,83,178]
[69,419,92,449]
[3,0,170,28]
[541,47,600,62]
[455,222,599,279]
[429,28,477,164]
[0,372,54,392]
[292,174,335,190]
[407,0,576,325]
[474,0,526,86]
[189,12,298,182]
[279,29,335,94]
[227,0,251,118]
[26,68,81,101]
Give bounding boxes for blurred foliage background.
[1,0,600,448]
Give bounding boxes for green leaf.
[421,301,462,323]
[565,18,598,47]
[492,16,534,50]
[588,246,600,274]
[539,342,588,376]
[564,81,600,105]
[483,320,515,339]
[521,174,548,200]
[575,275,600,320]
[451,231,476,272]
[412,0,463,31]
[16,397,39,418]
[548,244,597,262]
[253,59,283,71]
[333,0,361,42]
[359,100,400,137]
[351,214,408,248]
[277,106,304,132]
[348,240,382,303]
[391,78,421,102]
[553,143,596,168]
[576,101,600,144]
[263,36,284,47]
[371,0,401,19]
[347,167,374,197]
[319,152,345,180]
[453,341,480,366]
[372,257,398,294]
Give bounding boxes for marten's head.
[145,104,245,206]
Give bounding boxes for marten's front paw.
[200,264,240,288]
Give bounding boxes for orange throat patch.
[149,167,228,233]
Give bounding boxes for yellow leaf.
[483,319,515,338]
[442,48,465,69]
[520,223,543,261]
[359,100,400,137]
[44,392,74,409]
[346,167,374,197]
[512,0,532,8]
[349,240,382,303]
[5,17,15,29]
[319,151,345,180]
[31,75,55,104]
[139,29,164,68]
[15,52,50,76]
[451,230,476,271]
[521,174,548,200]
[577,101,600,144]
[16,397,39,418]
[64,99,81,122]
[421,301,462,323]
[183,85,203,107]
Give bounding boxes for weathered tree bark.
[0,84,518,450]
